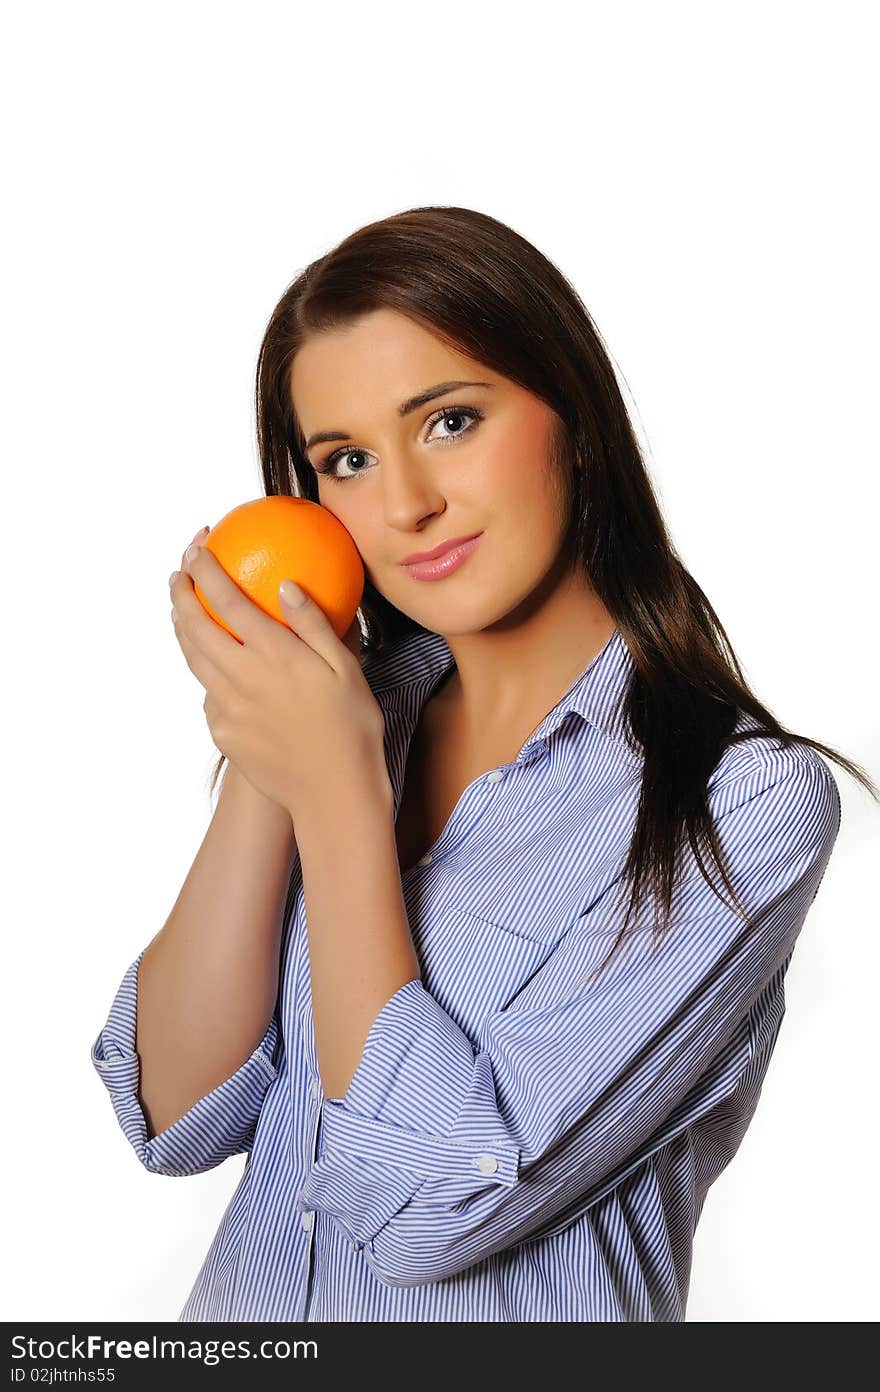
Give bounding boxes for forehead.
[289,309,495,416]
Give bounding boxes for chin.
[418,593,516,637]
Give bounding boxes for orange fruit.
[193,496,364,645]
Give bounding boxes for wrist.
[223,760,296,829]
[287,762,393,830]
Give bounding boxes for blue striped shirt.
[91,626,841,1321]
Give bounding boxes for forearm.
[136,761,297,1138]
[293,771,421,1100]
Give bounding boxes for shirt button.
[301,1210,315,1232]
[310,1079,320,1101]
[417,852,433,866]
[485,770,504,784]
[474,1153,499,1175]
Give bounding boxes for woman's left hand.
[169,543,389,816]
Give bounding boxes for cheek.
[318,486,358,530]
[479,404,561,507]
[319,491,379,566]
[477,440,528,494]
[481,446,562,532]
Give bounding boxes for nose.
[380,451,447,533]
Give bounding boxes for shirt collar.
[364,624,636,754]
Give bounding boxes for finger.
[278,578,353,673]
[170,563,248,677]
[167,525,209,597]
[342,614,363,661]
[184,543,273,654]
[181,525,210,571]
[167,526,209,593]
[171,597,228,694]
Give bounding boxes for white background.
[2,0,877,1324]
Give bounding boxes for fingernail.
[185,543,200,563]
[193,525,210,543]
[279,579,307,607]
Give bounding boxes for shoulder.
[360,625,454,697]
[705,712,842,856]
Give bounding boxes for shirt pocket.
[412,906,561,1044]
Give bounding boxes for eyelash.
[313,404,484,483]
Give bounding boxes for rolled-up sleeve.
[296,750,841,1287]
[91,947,280,1176]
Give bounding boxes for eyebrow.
[303,380,495,452]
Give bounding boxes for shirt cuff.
[91,949,280,1176]
[295,977,520,1247]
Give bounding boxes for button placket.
[408,763,510,878]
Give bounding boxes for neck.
[437,565,617,744]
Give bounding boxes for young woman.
[91,206,876,1322]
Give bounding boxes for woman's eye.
[428,406,482,444]
[315,405,483,483]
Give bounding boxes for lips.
[401,532,484,580]
[400,532,483,565]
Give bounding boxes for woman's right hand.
[169,523,366,803]
[171,523,364,662]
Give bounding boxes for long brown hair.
[206,205,877,974]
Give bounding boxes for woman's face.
[289,308,575,636]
